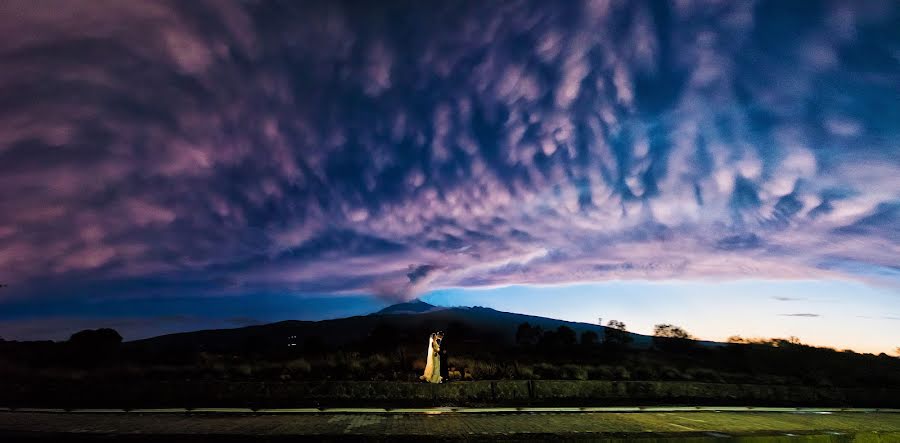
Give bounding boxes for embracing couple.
[420,331,446,383]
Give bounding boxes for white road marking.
[3,406,898,414]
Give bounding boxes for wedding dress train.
[420,333,442,383]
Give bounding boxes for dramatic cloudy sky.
[0,1,898,348]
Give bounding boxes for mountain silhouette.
[127,301,657,354]
[376,298,442,314]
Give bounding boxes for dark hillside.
[126,302,655,355]
[0,300,896,397]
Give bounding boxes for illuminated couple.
[420,331,444,383]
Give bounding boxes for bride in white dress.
[420,332,443,383]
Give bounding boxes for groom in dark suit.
[439,334,450,382]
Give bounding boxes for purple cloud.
[0,0,898,302]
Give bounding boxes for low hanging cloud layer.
[1,0,898,301]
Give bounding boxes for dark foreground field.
[1,409,898,442]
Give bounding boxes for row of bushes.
[1,353,806,386]
[3,380,898,409]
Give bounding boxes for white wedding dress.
[420,333,442,383]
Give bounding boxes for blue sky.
[1,279,896,355]
[0,1,897,351]
[425,280,900,355]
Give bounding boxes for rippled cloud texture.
[1,0,898,301]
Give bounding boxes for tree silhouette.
[555,326,577,346]
[653,324,693,339]
[534,325,578,350]
[652,324,695,352]
[727,335,747,344]
[604,319,632,349]
[515,322,543,346]
[67,328,122,365]
[607,320,626,331]
[69,328,122,347]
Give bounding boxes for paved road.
[1,409,899,441]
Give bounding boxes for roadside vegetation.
[1,321,897,390]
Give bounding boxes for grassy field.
[0,410,898,441]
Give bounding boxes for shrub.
[630,365,657,380]
[587,365,613,380]
[364,354,392,372]
[234,363,254,377]
[516,365,536,379]
[452,357,505,380]
[612,366,631,380]
[285,358,312,373]
[562,364,589,380]
[660,366,686,380]
[347,359,365,379]
[472,360,500,379]
[686,367,725,383]
[533,362,562,379]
